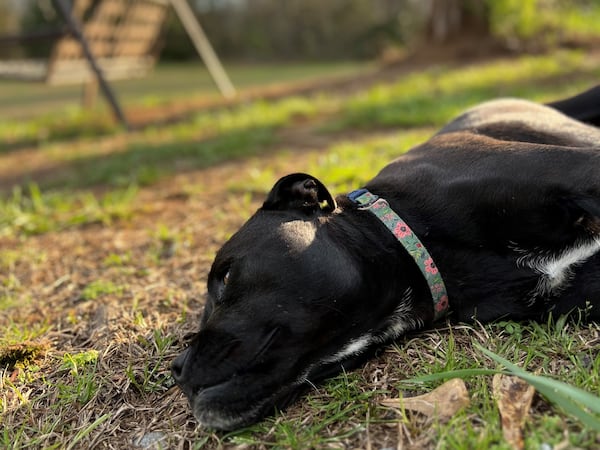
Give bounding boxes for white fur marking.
[279,220,317,253]
[322,288,421,365]
[375,287,421,342]
[519,238,600,295]
[323,335,373,364]
[541,239,600,286]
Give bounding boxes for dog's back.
[438,96,600,147]
[368,88,600,322]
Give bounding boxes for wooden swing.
[0,0,236,129]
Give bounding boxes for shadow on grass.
[5,126,277,193]
[0,114,122,155]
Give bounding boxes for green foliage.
[396,318,600,448]
[102,252,131,267]
[158,0,600,60]
[480,345,600,432]
[405,343,600,434]
[488,0,544,40]
[487,0,600,49]
[0,322,50,347]
[0,108,120,150]
[163,0,404,61]
[60,350,99,376]
[335,51,600,130]
[56,370,99,406]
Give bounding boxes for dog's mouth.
[187,373,306,431]
[172,326,309,430]
[173,323,371,431]
[179,347,374,431]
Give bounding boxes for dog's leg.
[546,85,600,126]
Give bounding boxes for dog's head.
[172,174,422,430]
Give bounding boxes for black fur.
[172,87,600,430]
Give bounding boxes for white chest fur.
[516,238,600,296]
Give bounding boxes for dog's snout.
[171,330,244,394]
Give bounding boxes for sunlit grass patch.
[0,184,138,236]
[102,252,132,268]
[60,350,99,375]
[390,317,600,448]
[234,129,433,197]
[306,130,432,192]
[333,51,600,130]
[169,96,328,141]
[0,293,21,311]
[0,322,51,347]
[52,95,328,189]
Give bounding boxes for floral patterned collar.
[347,189,449,321]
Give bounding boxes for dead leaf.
[381,378,470,421]
[493,374,535,450]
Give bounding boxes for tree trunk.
[428,0,463,43]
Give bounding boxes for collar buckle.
[347,189,379,208]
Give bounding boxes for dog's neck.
[347,189,449,321]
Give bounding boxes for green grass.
[0,183,138,236]
[334,51,600,130]
[1,51,600,448]
[80,280,125,301]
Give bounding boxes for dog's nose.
[171,348,189,384]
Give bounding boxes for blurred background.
[1,0,599,121]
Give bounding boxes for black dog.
[172,86,600,430]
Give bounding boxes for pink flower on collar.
[394,222,412,238]
[436,295,449,312]
[424,257,438,275]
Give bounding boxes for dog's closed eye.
[223,270,230,286]
[213,269,230,301]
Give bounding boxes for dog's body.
[172,86,600,430]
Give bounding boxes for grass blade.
[66,414,110,450]
[402,368,502,384]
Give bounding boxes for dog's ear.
[262,173,337,214]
